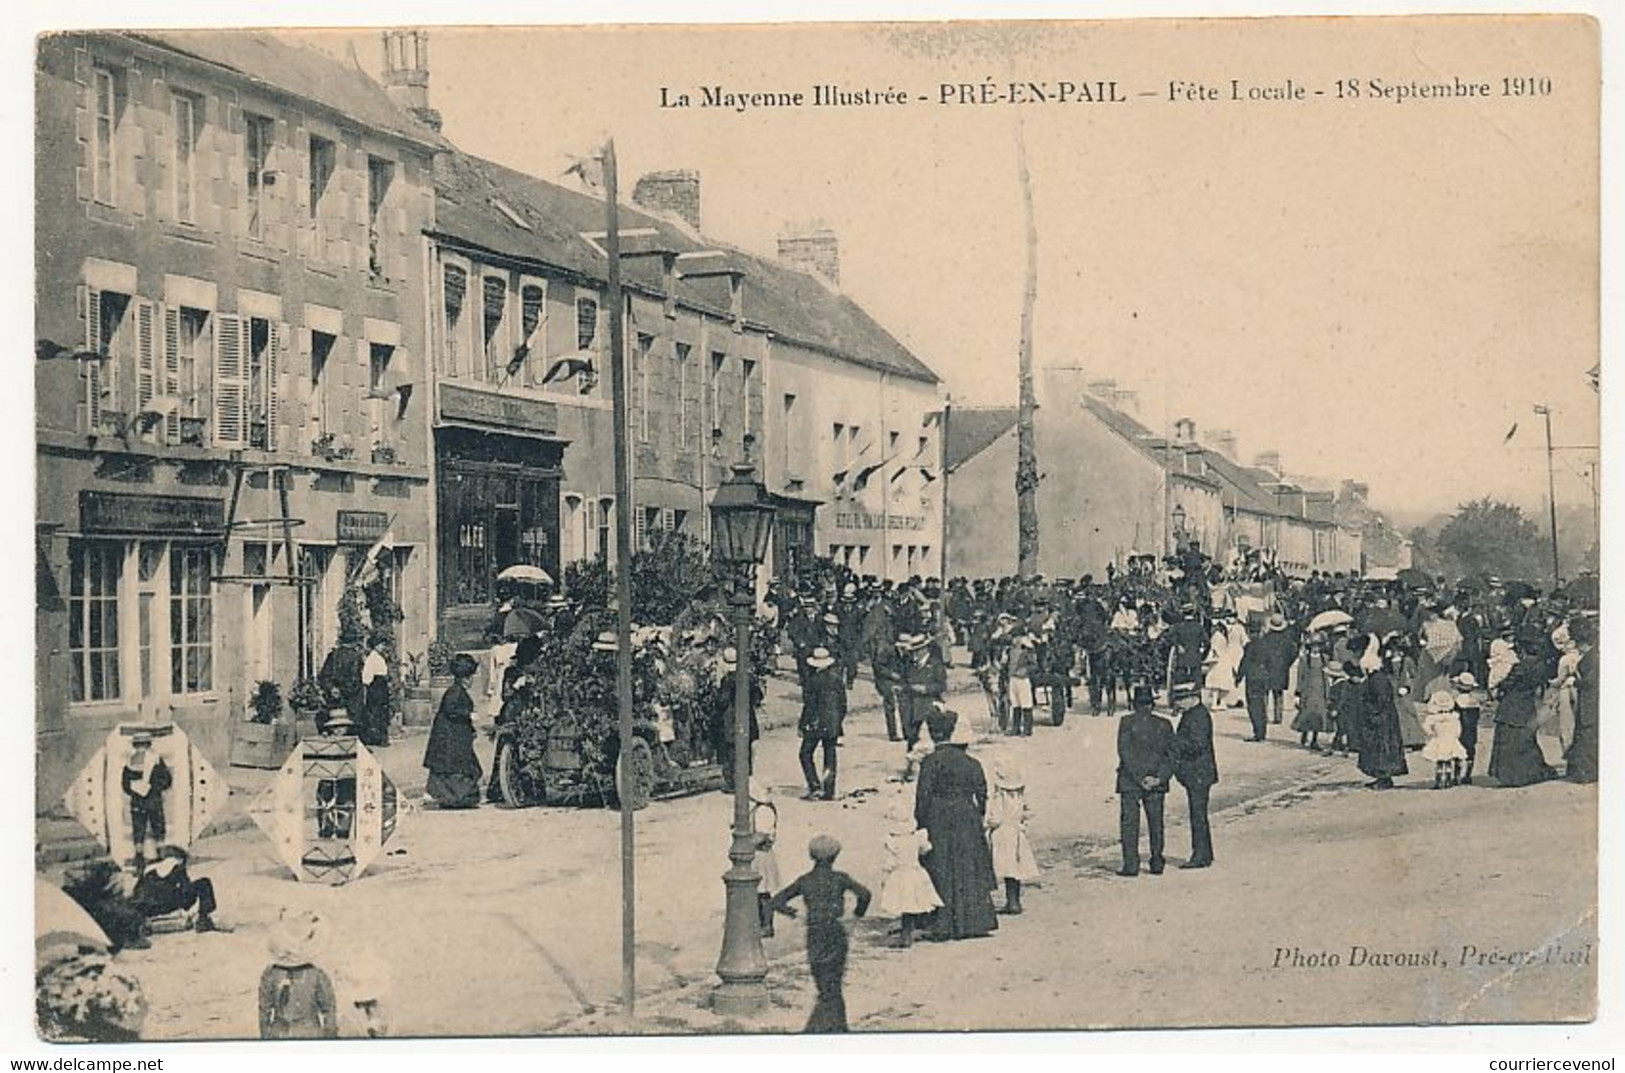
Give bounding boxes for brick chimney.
[1173,416,1196,443]
[381,29,442,132]
[1113,389,1140,416]
[1085,378,1118,401]
[1253,449,1282,476]
[778,222,839,284]
[1201,427,1237,460]
[1339,479,1370,504]
[632,170,701,230]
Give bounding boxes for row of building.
[33,30,946,805]
[32,29,1408,808]
[943,369,1412,582]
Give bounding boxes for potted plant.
[371,443,397,465]
[400,650,437,727]
[178,416,207,446]
[230,679,297,769]
[288,676,327,739]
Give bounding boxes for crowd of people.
[50,539,1598,1039]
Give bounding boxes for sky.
[296,17,1599,520]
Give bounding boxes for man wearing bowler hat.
[1118,682,1170,877]
[1170,682,1217,868]
[1116,684,1174,877]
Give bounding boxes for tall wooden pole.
[1537,404,1561,583]
[604,139,638,1020]
[1014,111,1040,578]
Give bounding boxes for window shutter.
[350,337,370,447]
[213,312,247,447]
[635,508,648,551]
[163,304,181,443]
[134,298,156,413]
[264,322,280,451]
[660,507,675,533]
[82,285,102,430]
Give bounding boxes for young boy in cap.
[121,730,172,871]
[769,835,872,1033]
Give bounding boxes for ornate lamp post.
[708,460,776,1018]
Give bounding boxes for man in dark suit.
[1170,682,1218,868]
[1116,684,1175,876]
[799,647,847,800]
[1237,613,1295,740]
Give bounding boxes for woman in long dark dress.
[1488,657,1558,788]
[914,712,998,940]
[1357,656,1409,789]
[423,654,483,808]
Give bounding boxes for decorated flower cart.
[492,612,735,811]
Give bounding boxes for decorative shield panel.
[252,734,398,884]
[63,723,222,867]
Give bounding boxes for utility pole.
[602,139,638,1021]
[1013,110,1040,578]
[1534,404,1561,584]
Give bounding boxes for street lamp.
[708,460,776,1018]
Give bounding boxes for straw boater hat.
[1171,681,1200,703]
[822,612,841,627]
[806,646,836,670]
[323,711,358,736]
[720,646,739,668]
[546,594,570,611]
[1452,671,1479,690]
[1267,613,1288,632]
[896,633,927,652]
[591,631,618,652]
[1427,690,1456,715]
[268,908,323,968]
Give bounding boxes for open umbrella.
[1397,567,1432,589]
[36,876,110,955]
[1307,609,1354,633]
[501,605,547,640]
[1563,575,1599,610]
[496,564,554,586]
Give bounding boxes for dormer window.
[491,198,532,231]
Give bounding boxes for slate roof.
[944,406,1018,471]
[1194,449,1290,517]
[1077,396,1222,491]
[129,31,450,151]
[434,151,939,384]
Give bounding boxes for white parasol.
[1307,609,1354,633]
[496,564,554,585]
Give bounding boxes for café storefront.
[434,385,567,650]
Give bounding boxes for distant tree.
[1434,498,1546,582]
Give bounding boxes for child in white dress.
[986,755,1041,914]
[877,795,941,947]
[750,779,783,938]
[1420,689,1468,788]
